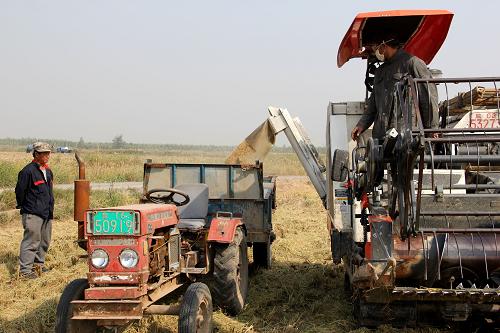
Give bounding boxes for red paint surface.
[207,218,242,243]
[364,241,372,260]
[361,192,369,209]
[337,10,453,67]
[368,214,393,224]
[85,285,148,300]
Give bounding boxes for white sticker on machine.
[335,188,349,211]
[334,187,351,229]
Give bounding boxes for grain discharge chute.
[226,107,327,206]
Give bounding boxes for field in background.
[0,149,442,333]
[0,149,306,189]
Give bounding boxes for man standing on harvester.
[351,37,439,141]
[15,142,54,279]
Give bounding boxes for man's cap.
[33,142,52,153]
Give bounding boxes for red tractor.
[55,157,276,332]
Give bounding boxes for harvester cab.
[327,10,500,328]
[54,157,278,332]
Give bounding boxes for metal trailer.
[142,161,277,268]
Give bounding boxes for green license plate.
[92,211,137,235]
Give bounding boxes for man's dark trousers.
[19,214,52,274]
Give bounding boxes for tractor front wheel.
[55,278,97,333]
[212,227,249,315]
[178,282,213,333]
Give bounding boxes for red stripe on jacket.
[34,180,45,186]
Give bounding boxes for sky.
[1,1,499,146]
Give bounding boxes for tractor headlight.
[90,249,109,269]
[119,249,138,268]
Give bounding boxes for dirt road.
[0,181,143,194]
[0,177,307,194]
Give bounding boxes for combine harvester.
[231,10,499,329]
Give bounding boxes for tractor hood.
[337,10,453,68]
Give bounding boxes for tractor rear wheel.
[212,227,249,315]
[253,238,272,269]
[55,279,97,333]
[178,282,213,333]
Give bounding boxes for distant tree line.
[0,137,326,154]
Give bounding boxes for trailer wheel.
[253,239,272,269]
[212,227,249,315]
[55,278,97,333]
[178,282,213,333]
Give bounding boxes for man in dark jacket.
[351,38,439,141]
[15,142,54,279]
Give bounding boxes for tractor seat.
[174,183,209,230]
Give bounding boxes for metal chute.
[226,107,328,205]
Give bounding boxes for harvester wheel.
[212,227,249,315]
[253,239,272,269]
[55,278,97,333]
[178,282,213,333]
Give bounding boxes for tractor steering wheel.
[146,188,190,206]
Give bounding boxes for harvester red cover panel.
[337,10,454,67]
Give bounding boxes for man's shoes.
[19,271,38,280]
[34,265,51,274]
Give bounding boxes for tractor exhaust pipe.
[75,152,86,179]
[74,152,90,250]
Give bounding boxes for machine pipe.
[419,228,500,233]
[74,152,90,250]
[419,211,500,216]
[393,233,500,285]
[414,128,500,134]
[413,76,500,84]
[420,184,500,190]
[426,136,500,143]
[423,155,500,163]
[75,152,86,179]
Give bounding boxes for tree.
[78,137,86,148]
[112,135,126,149]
